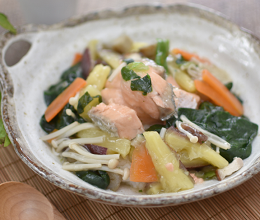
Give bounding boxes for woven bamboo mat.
[1,0,260,219]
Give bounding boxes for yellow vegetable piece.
[143,131,194,193]
[165,128,229,169]
[86,64,111,91]
[175,70,196,93]
[74,85,101,121]
[98,49,121,69]
[179,150,209,168]
[146,182,163,195]
[77,128,131,157]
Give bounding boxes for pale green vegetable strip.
[165,129,229,169]
[77,128,131,157]
[143,131,194,193]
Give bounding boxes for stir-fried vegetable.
[45,77,87,122]
[178,102,258,162]
[39,35,258,195]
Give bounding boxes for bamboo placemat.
[1,0,260,219]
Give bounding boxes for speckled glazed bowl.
[0,3,260,207]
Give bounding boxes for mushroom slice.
[216,157,243,180]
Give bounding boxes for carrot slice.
[72,53,83,66]
[202,69,243,116]
[130,144,158,182]
[45,78,87,122]
[194,80,240,116]
[171,48,210,63]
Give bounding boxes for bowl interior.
[1,5,260,205]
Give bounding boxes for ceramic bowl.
[0,3,260,207]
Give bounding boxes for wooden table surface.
[1,0,260,219]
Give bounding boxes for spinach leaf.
[121,66,140,81]
[44,80,69,106]
[77,92,102,114]
[44,63,83,106]
[61,62,83,83]
[131,74,152,95]
[56,104,86,129]
[225,82,233,90]
[155,38,169,73]
[178,102,258,162]
[146,124,164,133]
[76,170,110,189]
[56,104,76,130]
[0,13,16,34]
[39,114,57,133]
[40,104,86,133]
[166,116,177,128]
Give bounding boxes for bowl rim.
[1,3,260,207]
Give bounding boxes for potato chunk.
[143,131,194,193]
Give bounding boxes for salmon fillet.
[121,66,176,121]
[101,88,162,125]
[88,103,144,140]
[173,88,200,109]
[105,70,122,89]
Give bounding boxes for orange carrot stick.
[171,48,210,63]
[202,69,243,116]
[194,80,240,116]
[45,78,87,122]
[130,144,158,182]
[72,53,83,66]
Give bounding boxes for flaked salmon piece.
[88,103,144,140]
[142,58,165,78]
[101,88,126,105]
[173,88,200,109]
[101,88,162,126]
[166,76,180,88]
[105,70,122,89]
[121,66,176,121]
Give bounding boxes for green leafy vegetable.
[225,82,233,90]
[165,116,177,128]
[60,62,83,83]
[39,115,57,133]
[44,63,83,106]
[39,104,85,133]
[77,92,102,114]
[44,81,69,106]
[130,74,152,95]
[155,38,169,73]
[127,62,149,72]
[0,13,16,34]
[121,66,140,81]
[178,102,258,162]
[76,170,110,189]
[146,124,164,133]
